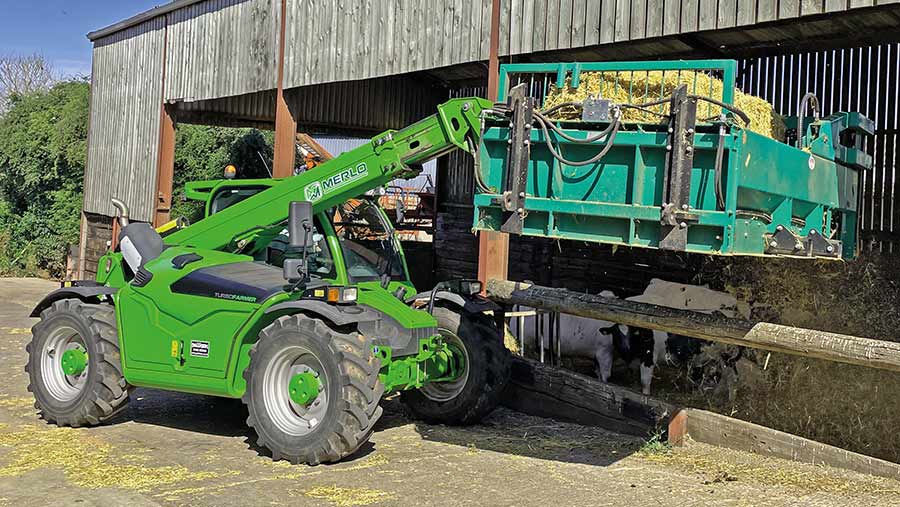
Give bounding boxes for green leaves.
[0,81,89,277]
[0,79,274,277]
[171,126,274,223]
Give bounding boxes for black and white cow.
[510,281,747,395]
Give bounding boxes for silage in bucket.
[542,70,786,141]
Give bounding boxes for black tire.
[400,305,511,425]
[26,299,130,426]
[242,315,384,465]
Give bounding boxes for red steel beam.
[477,0,509,285]
[272,0,296,178]
[154,105,176,227]
[154,15,176,227]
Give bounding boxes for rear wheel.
[26,299,130,426]
[243,315,383,465]
[401,306,511,425]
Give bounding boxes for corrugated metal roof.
[84,17,166,222]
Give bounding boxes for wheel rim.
[420,330,470,402]
[41,325,89,402]
[262,345,329,437]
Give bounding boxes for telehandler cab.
[26,96,513,465]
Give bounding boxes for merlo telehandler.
[26,96,512,465]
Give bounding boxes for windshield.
[332,200,406,283]
[209,186,268,215]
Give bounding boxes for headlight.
[322,286,358,304]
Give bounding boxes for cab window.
[332,200,406,283]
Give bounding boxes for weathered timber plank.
[599,0,617,43]
[680,409,900,481]
[502,356,674,436]
[758,0,778,20]
[698,0,717,29]
[487,279,900,374]
[663,0,682,35]
[736,0,757,25]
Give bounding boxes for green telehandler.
[26,96,512,465]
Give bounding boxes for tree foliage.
[172,125,274,223]
[0,78,275,278]
[0,81,88,277]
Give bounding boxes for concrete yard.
[0,278,898,507]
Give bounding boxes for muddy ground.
[1,278,898,507]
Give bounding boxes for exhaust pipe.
[111,198,130,228]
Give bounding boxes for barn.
[78,0,900,286]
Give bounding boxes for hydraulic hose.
[468,135,493,194]
[713,117,727,210]
[797,92,821,148]
[534,113,621,167]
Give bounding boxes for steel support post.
[154,104,176,227]
[154,16,175,227]
[477,0,510,285]
[272,0,296,178]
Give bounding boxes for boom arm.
[164,97,493,251]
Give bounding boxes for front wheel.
[26,299,130,426]
[242,315,384,465]
[401,306,511,425]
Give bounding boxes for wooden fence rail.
[487,279,900,374]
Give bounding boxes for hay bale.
[542,70,786,141]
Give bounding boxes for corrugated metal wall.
[165,0,280,102]
[282,0,496,88]
[505,0,900,55]
[281,0,898,88]
[176,89,277,128]
[83,18,166,221]
[737,43,900,252]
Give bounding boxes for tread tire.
[242,315,383,465]
[26,299,130,426]
[400,306,511,425]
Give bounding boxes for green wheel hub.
[60,348,87,377]
[288,371,320,406]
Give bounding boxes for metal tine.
[629,70,635,104]
[660,70,667,116]
[644,70,650,113]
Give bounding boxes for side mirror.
[288,201,314,249]
[285,201,314,286]
[283,258,305,282]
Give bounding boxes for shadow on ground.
[379,397,644,467]
[98,387,641,467]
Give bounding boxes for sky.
[0,0,163,78]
